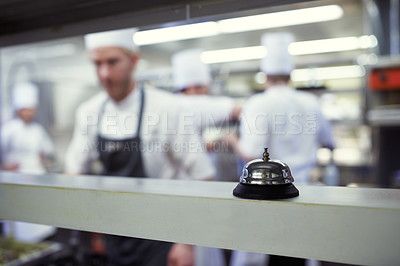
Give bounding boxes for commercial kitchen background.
[1,0,399,187]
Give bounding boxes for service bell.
[233,148,299,200]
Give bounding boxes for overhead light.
[254,72,267,84]
[133,21,219,45]
[201,35,378,64]
[201,46,267,64]
[201,47,365,80]
[291,65,365,81]
[133,5,343,45]
[357,53,379,65]
[217,5,343,33]
[289,35,378,55]
[17,43,77,59]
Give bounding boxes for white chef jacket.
[238,85,333,185]
[1,118,54,174]
[65,85,215,180]
[1,118,56,243]
[177,94,234,133]
[176,95,233,266]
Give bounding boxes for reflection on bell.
[233,148,299,200]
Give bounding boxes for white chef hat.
[84,28,139,52]
[12,82,39,110]
[260,32,295,75]
[172,49,211,91]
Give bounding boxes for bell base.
[233,183,299,200]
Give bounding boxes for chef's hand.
[168,243,194,266]
[231,104,242,121]
[222,132,239,147]
[222,133,254,162]
[2,162,19,171]
[205,140,220,152]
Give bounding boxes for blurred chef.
[65,28,215,266]
[172,49,210,96]
[172,49,241,135]
[225,32,334,266]
[1,81,56,243]
[1,81,54,174]
[172,49,238,266]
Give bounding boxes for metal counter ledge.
[1,171,400,266]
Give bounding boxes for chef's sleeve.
[65,106,96,174]
[1,124,10,157]
[168,113,216,180]
[187,96,234,132]
[317,109,334,150]
[39,126,55,156]
[238,100,268,159]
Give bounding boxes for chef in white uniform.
[172,49,241,266]
[225,32,334,266]
[65,28,215,266]
[172,49,241,135]
[1,81,56,243]
[1,82,54,174]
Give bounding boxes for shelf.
[1,172,400,265]
[367,108,400,126]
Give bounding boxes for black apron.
[97,88,172,266]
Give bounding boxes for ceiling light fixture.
[291,65,365,81]
[218,5,343,33]
[133,5,343,45]
[200,35,377,64]
[289,35,378,55]
[201,46,267,64]
[133,21,219,45]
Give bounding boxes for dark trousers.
[106,235,172,266]
[269,255,306,266]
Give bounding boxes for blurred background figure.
[172,49,242,184]
[225,32,334,266]
[1,81,55,174]
[226,32,334,185]
[172,48,241,133]
[172,48,234,266]
[65,28,215,266]
[172,48,211,96]
[1,81,56,243]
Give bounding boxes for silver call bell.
[233,148,299,200]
